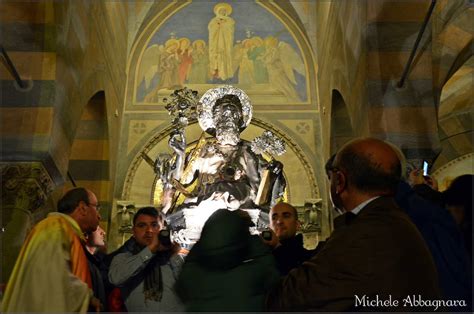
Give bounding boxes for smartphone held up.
[422,160,429,176]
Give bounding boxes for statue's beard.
[216,123,240,146]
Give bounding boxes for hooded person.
[175,208,279,311]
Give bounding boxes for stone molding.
[432,153,473,177]
[1,162,55,213]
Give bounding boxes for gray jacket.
[109,245,184,312]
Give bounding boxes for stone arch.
[67,91,111,226]
[432,3,473,93]
[434,55,473,173]
[330,89,353,155]
[432,153,474,191]
[121,117,319,203]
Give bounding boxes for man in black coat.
[263,202,317,275]
[266,137,442,312]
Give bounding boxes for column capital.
[1,162,55,212]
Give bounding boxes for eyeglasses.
[88,203,102,211]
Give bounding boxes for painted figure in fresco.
[138,44,165,100]
[144,39,181,101]
[188,40,209,84]
[137,1,308,105]
[162,86,285,214]
[247,36,268,84]
[208,3,235,81]
[178,38,193,85]
[237,39,256,86]
[157,38,182,90]
[262,36,305,102]
[231,40,243,77]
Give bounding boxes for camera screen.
[262,230,272,241]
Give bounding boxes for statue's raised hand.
[168,131,186,155]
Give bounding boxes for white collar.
[350,196,381,215]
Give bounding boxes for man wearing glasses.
[2,187,102,312]
[266,138,441,311]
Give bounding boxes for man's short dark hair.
[325,154,336,179]
[133,206,164,225]
[272,202,298,217]
[57,188,90,214]
[336,146,401,193]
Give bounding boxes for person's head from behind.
[270,202,300,240]
[443,174,473,226]
[213,94,243,146]
[57,187,101,233]
[329,138,401,212]
[198,209,250,269]
[132,207,164,247]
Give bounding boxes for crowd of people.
[1,137,472,312]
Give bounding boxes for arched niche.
[122,118,319,204]
[107,118,321,251]
[67,91,111,229]
[110,1,323,250]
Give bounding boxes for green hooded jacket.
[175,209,280,311]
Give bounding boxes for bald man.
[2,188,102,312]
[264,202,316,275]
[266,138,441,311]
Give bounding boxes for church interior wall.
[1,0,129,281]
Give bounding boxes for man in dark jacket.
[266,137,441,312]
[263,202,316,275]
[396,178,472,311]
[108,207,184,312]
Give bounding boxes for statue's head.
[212,95,244,145]
[198,86,253,140]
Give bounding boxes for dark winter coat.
[272,233,317,275]
[266,196,441,312]
[176,209,280,311]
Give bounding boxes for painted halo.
[198,85,252,134]
[213,2,232,16]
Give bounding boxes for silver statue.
[162,85,286,215]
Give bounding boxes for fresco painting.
[136,1,308,104]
